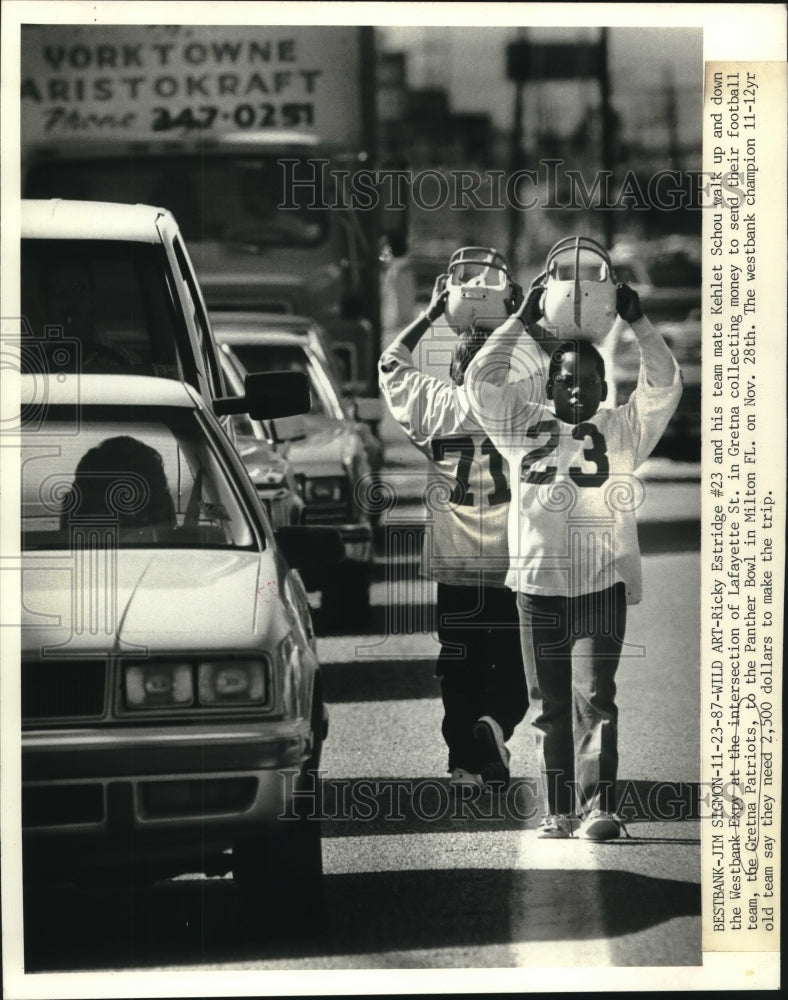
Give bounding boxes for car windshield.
[22,406,257,551]
[21,239,182,379]
[26,156,329,247]
[230,343,344,420]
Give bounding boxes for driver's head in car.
[43,256,137,373]
[45,257,95,340]
[61,435,176,541]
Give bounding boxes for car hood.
[286,415,358,475]
[22,548,286,654]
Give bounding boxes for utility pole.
[508,76,525,270]
[598,27,615,250]
[507,30,618,257]
[506,32,529,272]
[663,63,682,172]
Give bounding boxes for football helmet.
[444,247,515,332]
[539,236,617,342]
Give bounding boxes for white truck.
[22,23,387,397]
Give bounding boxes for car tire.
[233,797,324,936]
[233,690,326,937]
[321,559,371,631]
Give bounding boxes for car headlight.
[302,476,348,503]
[249,465,287,487]
[198,660,267,704]
[125,663,194,708]
[123,659,268,709]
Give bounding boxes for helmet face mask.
[444,247,513,332]
[540,237,617,342]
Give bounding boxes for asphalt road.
[22,528,701,975]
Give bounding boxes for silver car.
[20,372,342,927]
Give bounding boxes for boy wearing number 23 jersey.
[379,276,537,790]
[463,282,683,839]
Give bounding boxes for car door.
[157,215,228,405]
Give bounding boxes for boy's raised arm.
[616,284,680,388]
[383,274,449,357]
[462,285,546,443]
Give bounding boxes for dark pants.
[516,583,627,817]
[436,582,528,773]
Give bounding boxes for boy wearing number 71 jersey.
[463,282,683,839]
[379,274,536,791]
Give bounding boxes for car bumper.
[336,522,374,564]
[297,522,373,592]
[299,519,372,563]
[22,721,314,851]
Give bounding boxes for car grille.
[23,784,104,826]
[302,505,351,525]
[22,659,107,721]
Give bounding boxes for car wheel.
[234,689,326,936]
[233,798,324,936]
[321,560,371,631]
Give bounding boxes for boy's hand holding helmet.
[615,282,644,325]
[424,273,450,323]
[505,280,524,317]
[515,274,547,327]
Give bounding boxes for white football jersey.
[379,340,548,587]
[473,365,682,603]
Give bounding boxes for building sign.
[21,24,363,147]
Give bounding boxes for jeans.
[436,582,527,772]
[516,583,627,816]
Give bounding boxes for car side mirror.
[354,397,383,423]
[269,414,306,443]
[214,371,310,420]
[274,526,346,570]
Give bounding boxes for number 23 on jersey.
[520,418,609,487]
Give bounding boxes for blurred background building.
[376,26,702,279]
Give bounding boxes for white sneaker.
[578,810,629,841]
[449,767,484,791]
[536,814,573,839]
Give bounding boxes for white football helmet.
[539,236,617,342]
[444,247,515,333]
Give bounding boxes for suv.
[19,199,308,424]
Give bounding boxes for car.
[215,311,384,472]
[213,313,380,629]
[609,237,701,324]
[20,199,308,425]
[21,198,228,404]
[20,372,343,927]
[611,307,701,461]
